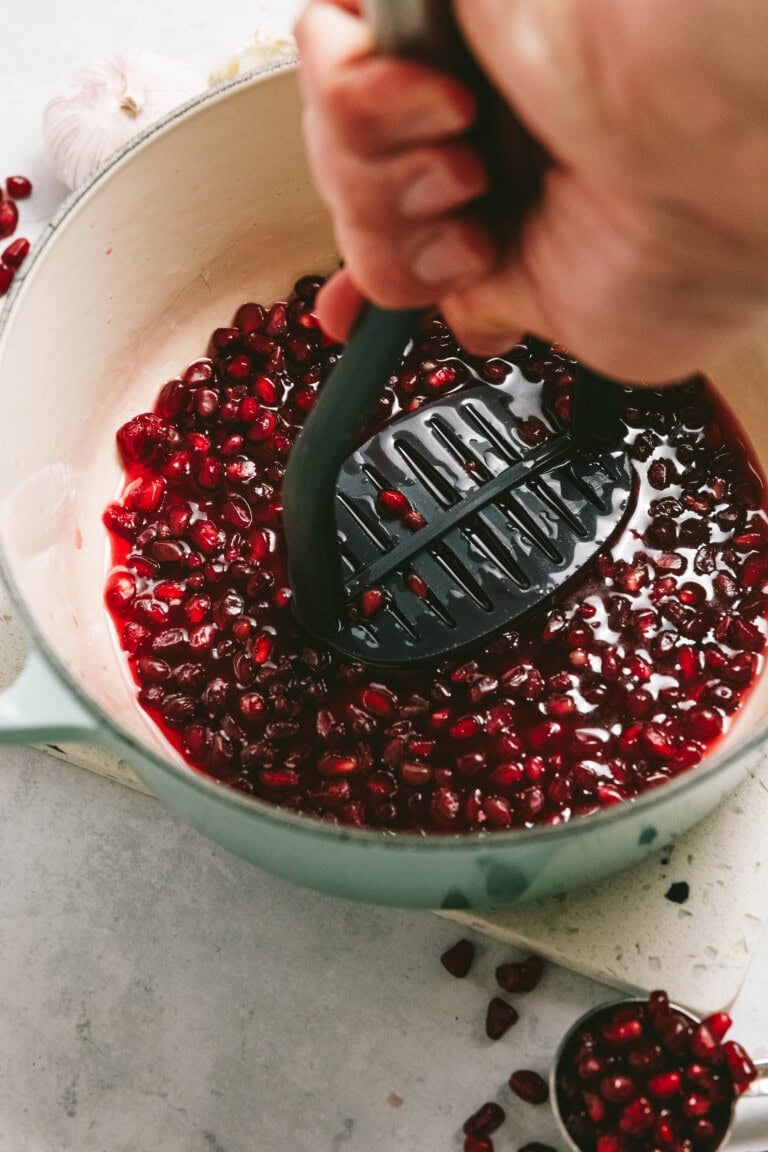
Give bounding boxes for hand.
[296,0,768,383]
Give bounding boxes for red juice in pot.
[102,276,768,832]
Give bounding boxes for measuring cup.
[550,998,768,1151]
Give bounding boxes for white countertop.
[2,3,767,1150]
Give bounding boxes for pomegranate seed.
[450,715,482,740]
[377,488,411,518]
[648,1071,683,1099]
[508,1070,548,1104]
[601,1074,637,1103]
[233,302,266,333]
[701,1012,731,1042]
[440,938,475,978]
[463,1137,493,1152]
[629,1041,666,1074]
[654,1114,677,1147]
[517,416,549,446]
[117,413,172,465]
[603,1018,644,1046]
[127,476,166,513]
[619,1096,655,1135]
[485,998,519,1040]
[0,199,18,239]
[260,769,300,790]
[405,571,429,598]
[103,503,139,541]
[122,621,150,653]
[682,1093,711,1119]
[361,685,397,717]
[266,302,288,335]
[462,1102,505,1137]
[690,1022,722,1065]
[6,175,32,199]
[596,1138,622,1152]
[583,1089,607,1124]
[2,237,29,267]
[318,753,360,778]
[189,520,221,555]
[723,1040,757,1090]
[691,1118,716,1144]
[430,786,460,823]
[254,375,279,405]
[495,955,544,994]
[577,1054,606,1081]
[105,571,136,612]
[403,509,428,531]
[0,263,14,296]
[247,410,277,442]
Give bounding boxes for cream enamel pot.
[0,63,767,908]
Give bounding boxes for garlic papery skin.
[42,51,208,190]
[210,30,297,85]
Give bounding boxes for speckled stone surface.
[2,561,765,1012]
[445,755,768,1014]
[2,2,767,1148]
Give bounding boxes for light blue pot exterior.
[0,64,765,909]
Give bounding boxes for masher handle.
[284,0,549,638]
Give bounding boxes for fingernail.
[401,169,466,218]
[404,103,472,143]
[411,230,488,286]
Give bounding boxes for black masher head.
[282,308,633,668]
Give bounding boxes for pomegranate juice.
[103,276,768,833]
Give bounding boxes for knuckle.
[323,74,381,149]
[334,220,433,309]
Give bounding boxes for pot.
[0,63,766,908]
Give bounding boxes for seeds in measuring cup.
[555,992,757,1152]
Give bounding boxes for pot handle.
[0,650,102,743]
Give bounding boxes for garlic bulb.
[43,51,207,190]
[210,29,297,85]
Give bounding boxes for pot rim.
[0,59,764,854]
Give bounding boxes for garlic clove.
[209,29,297,85]
[42,51,207,191]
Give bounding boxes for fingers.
[297,5,477,154]
[331,209,497,310]
[316,271,365,342]
[296,0,497,310]
[304,112,489,227]
[295,1,371,88]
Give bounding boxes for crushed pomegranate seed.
[5,174,32,199]
[103,280,768,832]
[440,937,475,978]
[555,992,757,1151]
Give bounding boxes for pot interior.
[0,64,766,780]
[0,68,336,760]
